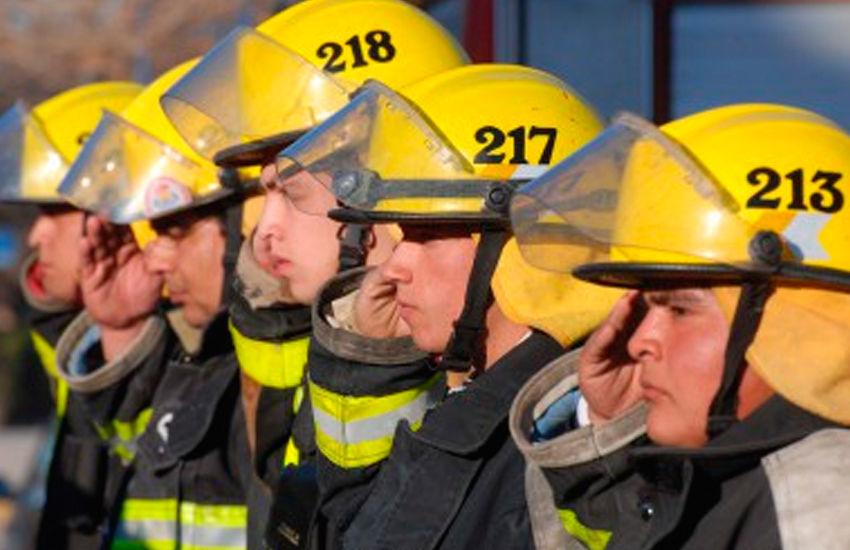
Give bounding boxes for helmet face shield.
[269,169,338,217]
[512,113,758,275]
[160,26,351,160]
[275,79,479,217]
[0,101,69,203]
[59,111,221,223]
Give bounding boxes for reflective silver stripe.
[512,164,550,179]
[184,521,246,549]
[313,386,435,446]
[118,519,246,549]
[118,518,175,543]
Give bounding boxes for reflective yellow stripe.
[96,409,153,462]
[558,508,612,550]
[293,384,304,414]
[311,375,439,422]
[55,381,69,421]
[310,375,439,468]
[315,417,424,468]
[116,499,247,550]
[121,499,247,526]
[31,329,58,378]
[283,437,300,467]
[230,321,309,389]
[281,385,306,468]
[31,330,68,417]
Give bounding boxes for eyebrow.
[643,288,711,306]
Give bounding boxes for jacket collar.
[167,308,233,361]
[413,330,564,455]
[632,395,839,482]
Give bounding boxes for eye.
[400,226,437,243]
[669,305,688,317]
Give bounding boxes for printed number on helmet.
[474,125,558,165]
[318,31,396,73]
[747,167,844,213]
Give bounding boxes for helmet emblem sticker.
[144,177,193,217]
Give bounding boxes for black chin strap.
[706,230,782,439]
[337,223,372,272]
[219,167,248,307]
[221,198,244,307]
[706,279,773,438]
[439,183,516,375]
[440,226,510,374]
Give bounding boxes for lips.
[268,256,292,278]
[167,288,188,304]
[26,260,48,298]
[256,243,292,279]
[395,297,417,325]
[640,377,666,402]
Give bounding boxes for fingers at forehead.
[585,291,643,357]
[608,290,644,330]
[143,238,178,268]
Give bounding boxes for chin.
[44,281,81,307]
[646,416,707,449]
[290,279,321,306]
[410,329,449,355]
[182,307,211,330]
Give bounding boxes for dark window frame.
[652,0,850,123]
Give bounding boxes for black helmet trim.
[327,207,512,228]
[213,129,307,169]
[329,170,521,214]
[573,261,850,293]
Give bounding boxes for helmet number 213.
[747,167,844,213]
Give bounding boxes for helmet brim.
[574,261,850,292]
[328,206,510,228]
[213,129,306,169]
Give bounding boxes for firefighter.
[0,81,142,550]
[509,104,850,549]
[58,60,253,550]
[269,63,618,548]
[159,1,470,547]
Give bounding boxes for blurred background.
[3,0,850,547]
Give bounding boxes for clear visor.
[511,112,757,273]
[160,26,351,160]
[0,101,68,203]
[274,80,478,216]
[59,111,220,223]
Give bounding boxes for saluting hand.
[353,266,411,339]
[80,216,163,330]
[579,290,646,424]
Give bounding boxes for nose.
[27,214,52,249]
[144,236,179,276]
[380,240,415,285]
[254,188,289,243]
[626,307,663,365]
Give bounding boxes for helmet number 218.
[318,30,396,73]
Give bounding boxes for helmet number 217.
[474,125,558,165]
